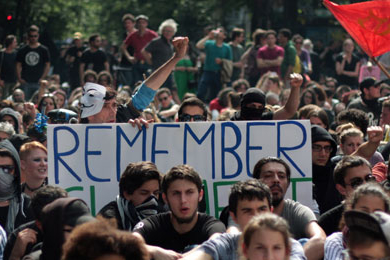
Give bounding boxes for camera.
[47,109,78,124]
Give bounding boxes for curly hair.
[62,218,149,260]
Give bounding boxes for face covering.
[240,106,265,120]
[135,195,159,219]
[0,170,16,201]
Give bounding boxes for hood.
[41,197,94,260]
[0,108,20,134]
[311,125,337,158]
[0,139,22,200]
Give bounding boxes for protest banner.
[48,120,312,217]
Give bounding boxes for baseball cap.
[345,210,390,247]
[63,199,95,227]
[80,83,106,118]
[359,77,381,92]
[135,14,149,22]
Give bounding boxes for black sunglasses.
[346,174,376,189]
[158,96,169,102]
[179,114,206,122]
[28,34,38,38]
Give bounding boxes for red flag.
[323,0,390,57]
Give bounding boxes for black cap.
[359,77,380,92]
[63,200,95,227]
[345,210,390,247]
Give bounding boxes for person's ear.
[162,193,168,204]
[198,189,204,202]
[123,191,132,202]
[20,160,26,171]
[229,210,238,225]
[336,183,347,197]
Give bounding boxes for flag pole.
[372,57,390,80]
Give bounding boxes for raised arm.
[273,73,302,120]
[352,126,383,160]
[144,37,188,91]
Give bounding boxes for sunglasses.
[0,165,15,174]
[312,144,333,153]
[346,174,376,189]
[295,41,303,44]
[158,96,169,102]
[179,114,206,122]
[28,34,38,38]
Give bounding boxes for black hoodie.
[0,108,20,134]
[0,139,33,233]
[311,125,342,214]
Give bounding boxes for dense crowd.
[1,11,390,260]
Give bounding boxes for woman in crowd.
[20,141,48,197]
[256,71,283,96]
[324,183,390,260]
[53,89,67,108]
[241,213,291,260]
[299,89,317,109]
[37,93,57,115]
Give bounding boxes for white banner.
[47,120,312,217]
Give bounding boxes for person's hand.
[128,117,154,130]
[24,102,36,115]
[150,246,182,260]
[128,56,137,64]
[9,228,37,260]
[39,79,49,89]
[215,58,222,65]
[173,37,189,60]
[77,51,83,57]
[367,126,383,143]
[18,78,26,85]
[289,73,303,88]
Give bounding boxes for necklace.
[24,182,45,192]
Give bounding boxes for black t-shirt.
[133,212,226,253]
[65,45,86,73]
[145,36,173,70]
[80,48,108,73]
[335,53,359,88]
[16,44,50,83]
[0,50,17,82]
[318,203,344,236]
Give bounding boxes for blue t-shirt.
[204,40,232,72]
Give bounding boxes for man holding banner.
[79,37,189,126]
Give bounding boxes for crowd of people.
[1,11,390,260]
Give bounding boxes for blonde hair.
[20,141,47,160]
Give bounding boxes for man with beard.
[347,77,382,126]
[98,161,164,231]
[231,73,302,121]
[133,164,226,255]
[253,157,326,260]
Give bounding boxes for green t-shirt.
[204,40,232,72]
[281,40,297,78]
